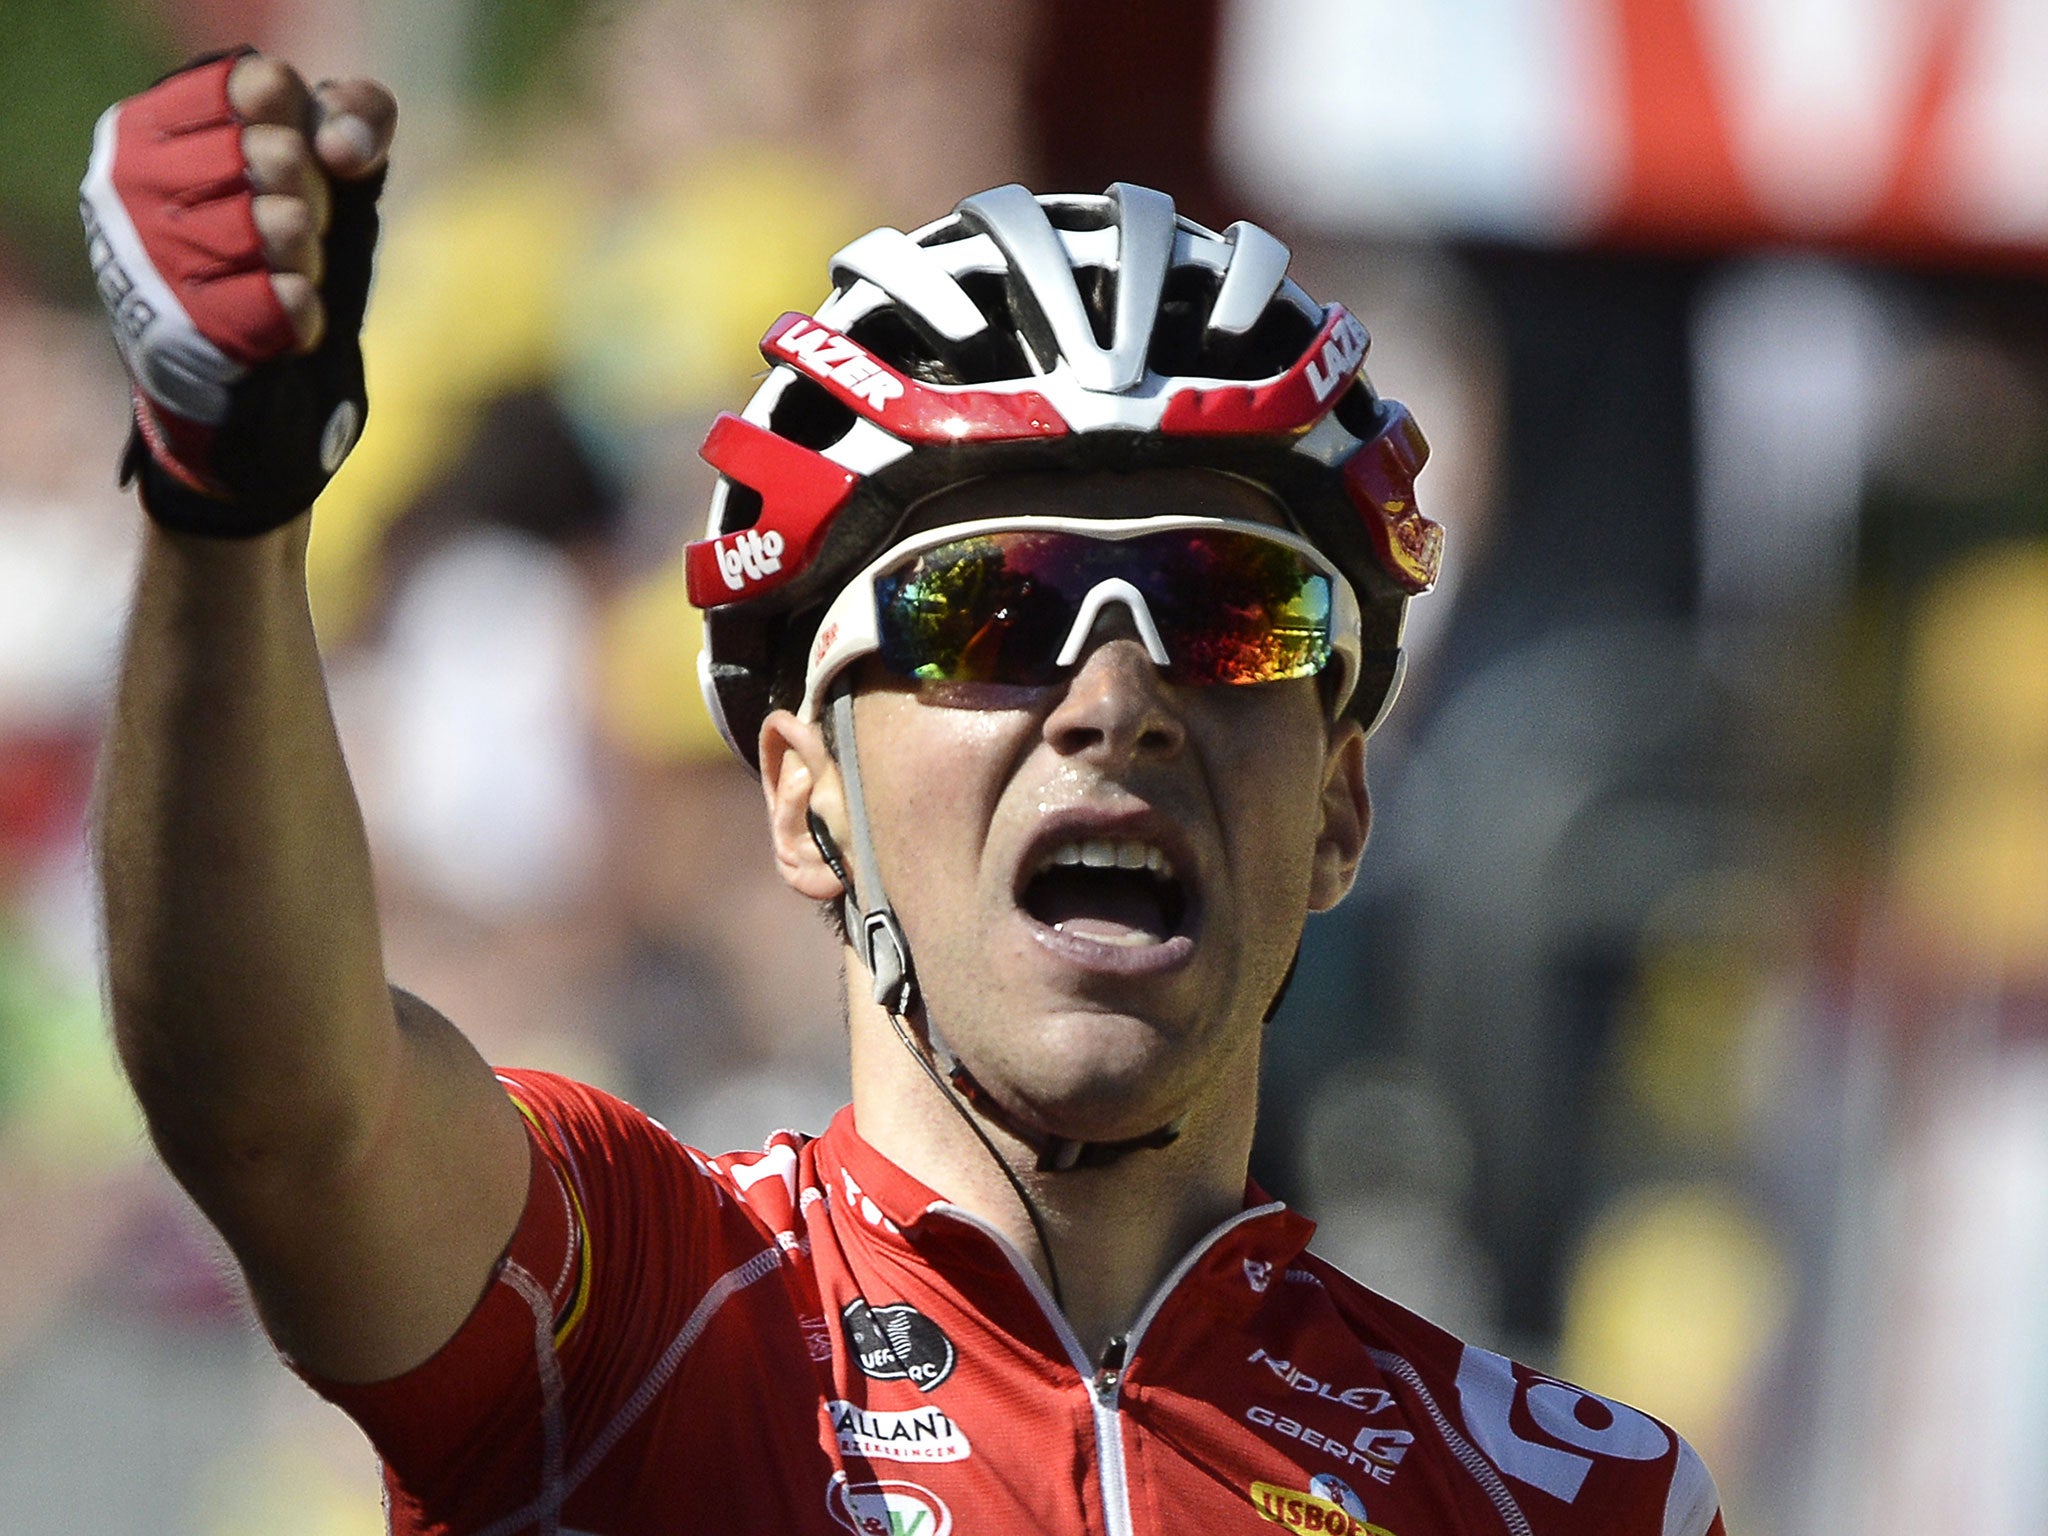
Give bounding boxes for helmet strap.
[829,690,918,1017]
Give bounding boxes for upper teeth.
[1041,840,1174,878]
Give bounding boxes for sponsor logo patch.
[826,1473,952,1536]
[1246,1348,1397,1414]
[1250,1478,1395,1534]
[842,1299,957,1390]
[1245,1258,1273,1293]
[829,1400,971,1463]
[1246,1405,1413,1486]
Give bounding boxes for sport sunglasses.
[799,515,1364,723]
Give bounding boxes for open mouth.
[1019,839,1191,948]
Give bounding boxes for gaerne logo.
[828,1400,972,1463]
[1303,311,1370,403]
[842,1299,957,1390]
[716,527,785,591]
[1249,1478,1394,1535]
[775,319,907,412]
[826,1474,952,1536]
[1245,1405,1414,1486]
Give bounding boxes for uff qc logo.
[842,1299,957,1390]
[716,527,785,592]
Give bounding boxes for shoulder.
[494,1067,821,1246]
[1296,1254,1724,1536]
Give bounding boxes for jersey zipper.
[1092,1335,1132,1536]
[932,1200,1286,1536]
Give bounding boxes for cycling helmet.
[686,181,1441,768]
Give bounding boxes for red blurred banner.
[1219,0,2048,267]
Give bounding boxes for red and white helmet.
[686,181,1442,765]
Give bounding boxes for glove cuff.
[122,422,308,538]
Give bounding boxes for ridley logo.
[716,527,785,591]
[828,1400,972,1463]
[826,1474,952,1536]
[775,319,907,412]
[1303,312,1370,403]
[1246,1348,1397,1414]
[842,1299,957,1390]
[1249,1478,1395,1535]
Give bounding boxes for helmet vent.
[846,291,1035,386]
[1146,264,1223,378]
[955,269,1058,377]
[771,376,857,451]
[1074,266,1116,350]
[1333,379,1385,441]
[1043,201,1113,233]
[916,218,975,248]
[1216,299,1322,383]
[720,481,764,534]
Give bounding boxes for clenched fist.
[80,51,397,535]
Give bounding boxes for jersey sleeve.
[1443,1342,1725,1536]
[303,1068,768,1533]
[1310,1259,1727,1536]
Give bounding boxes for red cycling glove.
[80,50,383,536]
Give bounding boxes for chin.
[982,1009,1208,1143]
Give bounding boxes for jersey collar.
[811,1104,1319,1332]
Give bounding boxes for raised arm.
[92,53,528,1383]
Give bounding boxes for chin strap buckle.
[1035,1116,1187,1173]
[862,907,917,1017]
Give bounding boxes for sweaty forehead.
[900,467,1292,534]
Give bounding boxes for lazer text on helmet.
[1303,313,1370,404]
[774,319,907,412]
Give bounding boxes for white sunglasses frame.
[798,514,1364,723]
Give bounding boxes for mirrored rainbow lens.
[876,534,1073,685]
[874,528,1334,689]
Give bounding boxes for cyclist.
[88,51,1724,1536]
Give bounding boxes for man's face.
[777,467,1371,1145]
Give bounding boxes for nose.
[1042,604,1187,763]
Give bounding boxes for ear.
[1307,719,1370,912]
[759,708,847,903]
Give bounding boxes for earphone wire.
[810,808,1067,1311]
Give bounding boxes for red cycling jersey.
[312,1070,1724,1536]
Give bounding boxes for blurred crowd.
[0,1,2043,1532]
